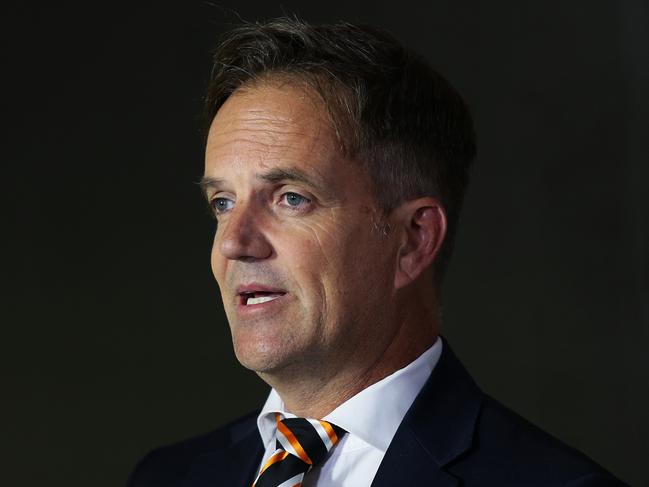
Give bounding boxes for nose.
[217,200,273,261]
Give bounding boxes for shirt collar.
[256,338,443,452]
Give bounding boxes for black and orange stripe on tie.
[252,415,346,487]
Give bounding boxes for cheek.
[331,227,394,303]
[210,233,226,283]
[277,221,340,309]
[287,218,380,301]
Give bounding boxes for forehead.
[204,83,340,177]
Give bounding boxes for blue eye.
[282,192,311,208]
[211,197,234,214]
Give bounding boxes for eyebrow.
[199,176,225,199]
[199,167,325,200]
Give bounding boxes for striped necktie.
[252,413,346,487]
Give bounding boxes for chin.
[236,354,293,376]
[232,335,290,373]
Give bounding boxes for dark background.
[2,1,647,486]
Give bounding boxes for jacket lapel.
[370,426,459,486]
[182,426,264,487]
[372,338,483,486]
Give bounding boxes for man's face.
[203,83,399,378]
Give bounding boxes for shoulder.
[127,410,260,487]
[452,394,627,486]
[412,339,627,485]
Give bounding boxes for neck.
[259,288,440,418]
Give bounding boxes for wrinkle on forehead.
[205,84,340,179]
[210,82,330,138]
[238,74,356,155]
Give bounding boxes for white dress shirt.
[255,338,443,486]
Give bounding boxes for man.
[129,18,625,486]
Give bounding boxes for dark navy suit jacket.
[129,340,626,486]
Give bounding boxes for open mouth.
[240,291,286,306]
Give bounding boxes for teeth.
[247,295,281,305]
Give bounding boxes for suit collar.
[406,337,483,465]
[372,337,483,485]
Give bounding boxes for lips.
[236,283,287,306]
[240,291,285,306]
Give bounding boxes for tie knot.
[275,414,346,467]
[252,414,347,487]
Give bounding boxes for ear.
[393,197,447,290]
